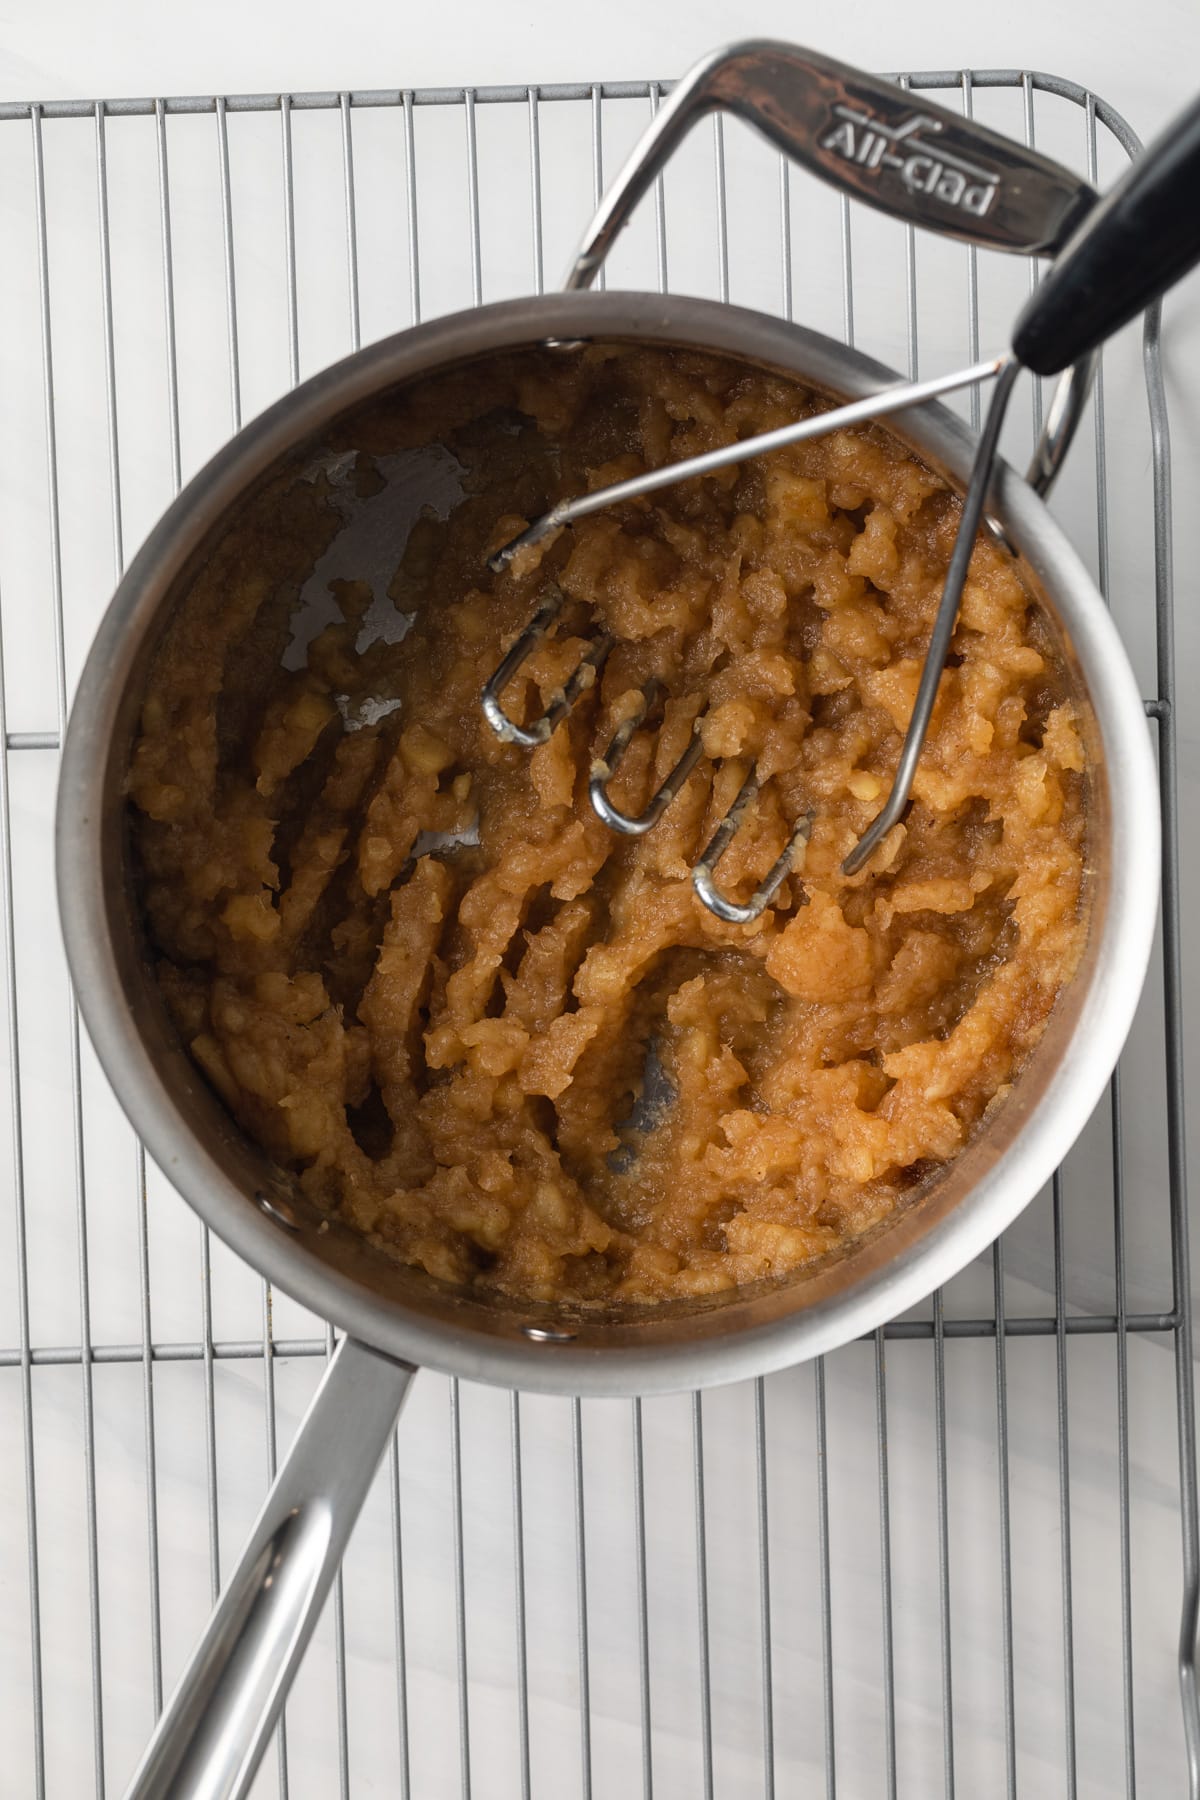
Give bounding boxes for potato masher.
[482,41,1200,921]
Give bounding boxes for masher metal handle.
[564,40,1097,288]
[850,89,1200,873]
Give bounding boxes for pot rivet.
[522,1323,577,1343]
[257,1191,300,1231]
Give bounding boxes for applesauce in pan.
[128,345,1086,1306]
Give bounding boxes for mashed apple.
[128,345,1086,1305]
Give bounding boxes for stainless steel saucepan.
[56,41,1194,1800]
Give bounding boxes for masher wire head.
[480,585,612,750]
[588,688,806,920]
[479,356,1021,923]
[483,591,817,922]
[588,684,704,838]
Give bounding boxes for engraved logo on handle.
[820,104,1000,217]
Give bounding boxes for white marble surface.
[0,5,1197,1796]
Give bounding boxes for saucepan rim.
[55,289,1160,1395]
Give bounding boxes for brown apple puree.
[129,346,1087,1307]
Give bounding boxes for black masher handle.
[1013,93,1200,376]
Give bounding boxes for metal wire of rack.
[0,65,1193,1800]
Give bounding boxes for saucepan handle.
[563,38,1098,291]
[562,39,1099,496]
[123,1335,416,1800]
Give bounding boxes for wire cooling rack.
[0,65,1194,1800]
